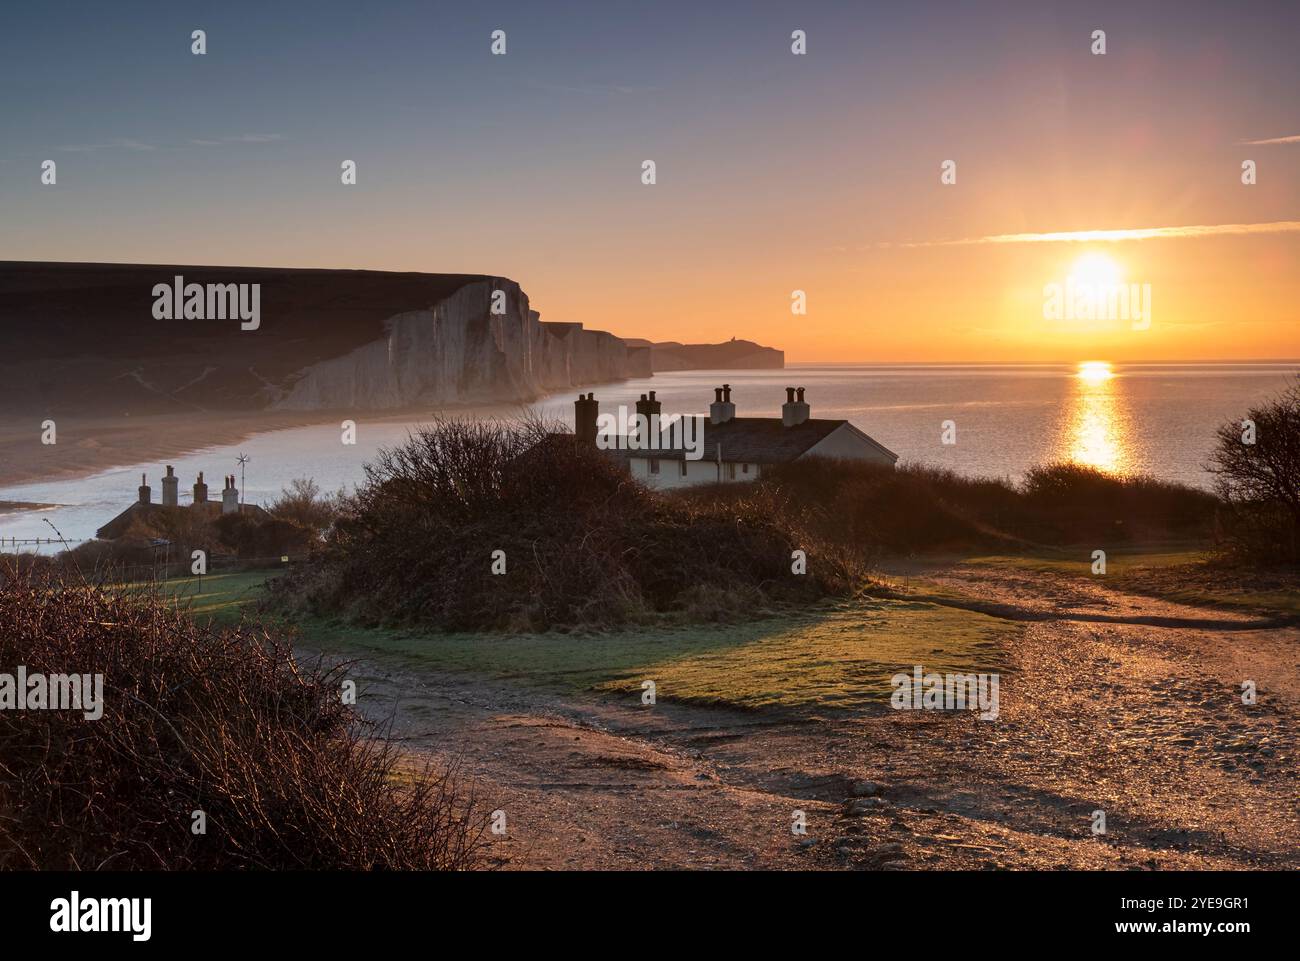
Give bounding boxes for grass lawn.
[144,570,1017,712]
[962,549,1210,577]
[148,570,277,625]
[300,598,1016,712]
[961,549,1300,617]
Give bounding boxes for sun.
[1068,252,1123,289]
[1077,360,1113,383]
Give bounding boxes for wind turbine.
[236,453,249,509]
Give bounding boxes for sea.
[1,361,1295,548]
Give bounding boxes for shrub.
[743,459,1018,554]
[1208,377,1300,563]
[269,478,345,534]
[269,418,857,631]
[733,458,1216,554]
[0,564,485,870]
[214,511,316,559]
[1021,462,1218,543]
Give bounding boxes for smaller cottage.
[96,466,268,539]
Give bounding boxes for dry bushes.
[269,419,856,631]
[0,564,485,870]
[1019,463,1219,543]
[724,459,1019,555]
[268,417,1229,633]
[747,459,1218,553]
[1208,377,1300,563]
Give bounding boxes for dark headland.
[0,261,783,417]
[0,261,783,486]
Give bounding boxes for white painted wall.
[801,423,897,465]
[624,422,894,489]
[628,457,762,490]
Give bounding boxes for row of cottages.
[574,384,898,489]
[96,466,268,539]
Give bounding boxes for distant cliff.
[0,262,774,416]
[271,278,647,410]
[623,339,785,371]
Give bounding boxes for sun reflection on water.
[1061,362,1129,474]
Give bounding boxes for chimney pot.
[222,476,240,514]
[161,465,179,506]
[575,393,599,445]
[782,386,811,427]
[709,384,736,424]
[634,390,662,444]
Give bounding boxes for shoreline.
[0,404,537,490]
[0,372,663,491]
[0,410,344,489]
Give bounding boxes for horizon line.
[781,358,1300,367]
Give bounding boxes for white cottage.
[576,385,898,490]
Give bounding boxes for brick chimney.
[574,393,599,445]
[782,386,810,427]
[161,465,179,506]
[634,390,662,446]
[193,472,208,504]
[222,475,240,515]
[138,473,151,505]
[709,384,736,424]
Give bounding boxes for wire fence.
[0,536,92,549]
[1,546,299,587]
[109,555,299,586]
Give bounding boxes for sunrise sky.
[2,0,1297,362]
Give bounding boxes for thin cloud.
[881,222,1300,248]
[58,134,284,152]
[58,138,155,153]
[1239,134,1300,145]
[188,133,285,146]
[527,80,658,97]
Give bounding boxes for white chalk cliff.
[273,279,650,410]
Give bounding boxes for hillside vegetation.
[269,420,859,632]
[0,565,484,870]
[267,418,1232,633]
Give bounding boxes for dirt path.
[307,562,1299,870]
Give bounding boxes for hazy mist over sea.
[1,362,1295,546]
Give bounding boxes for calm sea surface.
[2,362,1295,547]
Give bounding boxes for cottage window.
[649,458,660,474]
[727,462,736,480]
[742,463,749,474]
